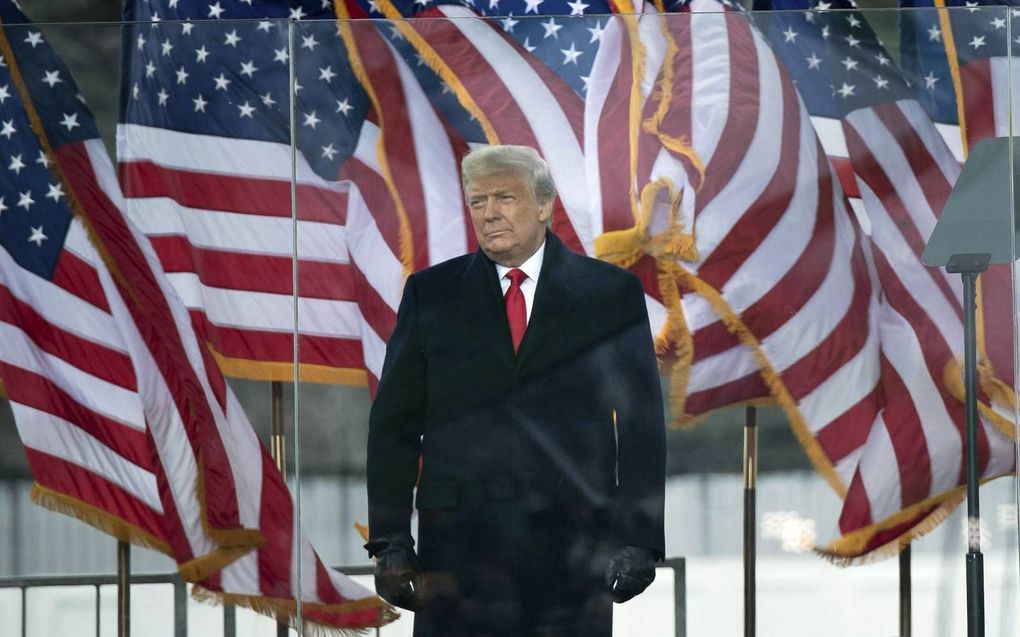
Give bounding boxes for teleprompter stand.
[922,136,1020,637]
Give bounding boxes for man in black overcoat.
[365,145,667,637]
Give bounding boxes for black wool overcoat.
[367,231,667,637]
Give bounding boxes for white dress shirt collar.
[494,239,545,284]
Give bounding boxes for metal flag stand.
[922,136,1020,637]
[118,541,130,637]
[899,545,911,637]
[272,381,290,637]
[743,406,757,637]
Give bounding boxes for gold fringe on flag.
[594,177,697,268]
[818,468,1013,566]
[819,490,966,565]
[656,264,694,427]
[192,586,400,637]
[933,0,969,155]
[620,8,648,229]
[30,484,268,583]
[31,484,174,556]
[177,546,260,584]
[207,346,370,386]
[642,2,705,188]
[358,0,500,144]
[194,458,265,550]
[333,3,416,277]
[942,358,1018,441]
[670,268,845,496]
[32,484,397,630]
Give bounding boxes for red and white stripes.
[118,123,368,383]
[647,6,878,496]
[0,211,168,546]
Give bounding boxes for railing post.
[117,541,130,637]
[224,603,236,637]
[666,557,686,637]
[174,577,187,637]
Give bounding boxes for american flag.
[120,0,482,390]
[755,0,1016,561]
[0,1,392,630]
[0,1,169,556]
[648,1,879,502]
[115,0,990,565]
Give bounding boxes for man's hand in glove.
[365,533,424,611]
[603,545,657,603]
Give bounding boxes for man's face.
[466,171,552,268]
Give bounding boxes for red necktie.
[504,268,528,353]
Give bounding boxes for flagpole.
[272,381,287,477]
[118,540,130,637]
[899,545,911,637]
[743,406,757,637]
[271,380,288,637]
[281,17,300,637]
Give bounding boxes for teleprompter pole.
[948,255,988,637]
[919,136,1014,637]
[743,406,757,637]
[272,381,288,637]
[962,270,984,637]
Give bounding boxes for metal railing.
[0,558,685,637]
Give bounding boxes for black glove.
[365,533,424,611]
[603,545,657,603]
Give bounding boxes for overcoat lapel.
[456,249,516,372]
[516,233,585,372]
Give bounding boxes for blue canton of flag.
[898,0,959,123]
[471,0,614,96]
[344,0,488,143]
[752,0,915,118]
[121,0,370,179]
[0,0,98,279]
[807,1,915,115]
[364,0,615,97]
[897,0,1019,142]
[752,0,840,116]
[913,0,1019,65]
